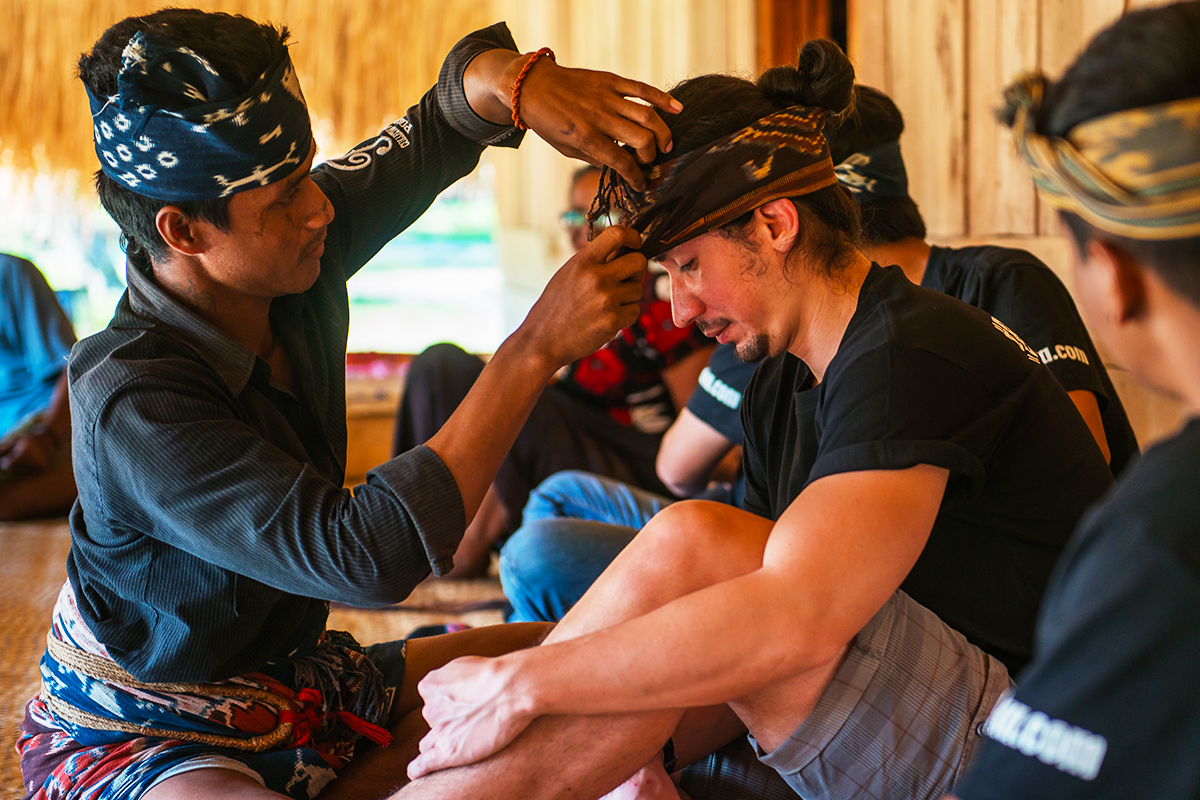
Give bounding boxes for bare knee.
[634,500,771,588]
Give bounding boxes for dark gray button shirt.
[64,23,524,683]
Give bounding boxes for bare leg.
[729,649,847,753]
[145,625,550,800]
[143,763,290,800]
[394,501,776,800]
[321,623,551,799]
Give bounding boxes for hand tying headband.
[86,30,313,201]
[1007,74,1200,240]
[834,140,910,201]
[596,106,838,259]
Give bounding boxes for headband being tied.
[597,106,839,260]
[1007,74,1200,241]
[86,30,312,201]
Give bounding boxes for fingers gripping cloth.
[594,106,839,260]
[1005,74,1200,241]
[85,30,313,200]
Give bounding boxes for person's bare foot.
[600,758,685,800]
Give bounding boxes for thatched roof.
[0,0,493,191]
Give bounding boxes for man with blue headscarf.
[16,8,682,799]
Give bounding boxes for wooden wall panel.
[847,0,1157,240]
[886,0,967,238]
[967,0,1039,236]
[846,0,890,92]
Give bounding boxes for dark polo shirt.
[64,23,524,682]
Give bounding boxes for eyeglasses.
[559,209,618,233]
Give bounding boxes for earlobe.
[155,206,207,257]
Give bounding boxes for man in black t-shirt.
[831,85,1137,476]
[397,57,1115,800]
[951,4,1200,798]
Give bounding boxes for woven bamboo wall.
[0,0,492,179]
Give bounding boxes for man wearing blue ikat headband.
[17,7,684,798]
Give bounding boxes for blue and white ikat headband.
[834,140,910,202]
[86,31,313,201]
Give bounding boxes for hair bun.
[757,39,855,117]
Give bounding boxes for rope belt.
[45,633,308,752]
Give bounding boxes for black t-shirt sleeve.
[810,339,1015,500]
[955,518,1200,799]
[972,256,1105,398]
[685,343,758,443]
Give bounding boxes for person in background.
[952,3,1200,797]
[0,253,77,520]
[393,164,713,577]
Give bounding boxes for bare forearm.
[461,49,523,126]
[511,569,840,717]
[423,332,555,523]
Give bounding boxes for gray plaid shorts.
[750,590,1013,800]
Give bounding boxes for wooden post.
[758,0,835,71]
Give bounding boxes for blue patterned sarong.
[17,582,396,800]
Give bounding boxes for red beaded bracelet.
[511,47,556,131]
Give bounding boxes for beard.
[697,317,771,363]
[734,333,770,363]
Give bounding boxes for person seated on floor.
[499,79,1138,629]
[393,39,1116,800]
[952,3,1200,797]
[392,165,713,577]
[0,253,78,521]
[15,8,684,799]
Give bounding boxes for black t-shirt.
[924,245,1139,476]
[741,265,1115,671]
[957,417,1200,800]
[685,343,758,442]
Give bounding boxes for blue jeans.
[499,471,674,622]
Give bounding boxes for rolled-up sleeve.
[437,22,526,148]
[89,370,463,606]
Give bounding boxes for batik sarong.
[17,582,394,800]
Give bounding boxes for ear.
[1084,238,1147,324]
[155,206,209,257]
[753,198,801,254]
